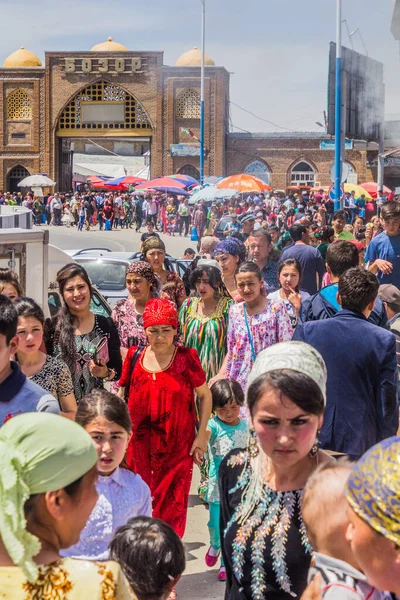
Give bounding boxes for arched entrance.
[244,160,271,184]
[178,164,200,181]
[7,165,30,193]
[55,80,153,191]
[290,161,316,186]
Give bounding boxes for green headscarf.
[0,412,97,582]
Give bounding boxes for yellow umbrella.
[342,183,372,200]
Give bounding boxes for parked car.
[68,248,193,306]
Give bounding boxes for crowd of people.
[0,183,400,600]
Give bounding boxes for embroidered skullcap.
[143,298,178,330]
[214,238,246,263]
[346,436,400,546]
[0,412,97,582]
[247,341,327,403]
[142,236,166,255]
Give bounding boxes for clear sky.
[0,0,397,132]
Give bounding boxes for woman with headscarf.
[214,238,247,302]
[142,237,186,307]
[0,412,132,598]
[112,261,162,361]
[118,298,212,539]
[179,261,233,382]
[220,342,332,600]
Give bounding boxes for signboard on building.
[170,144,200,157]
[63,57,144,75]
[320,140,353,150]
[327,43,384,142]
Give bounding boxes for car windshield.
[81,261,127,291]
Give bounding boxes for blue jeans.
[207,502,224,565]
[78,216,85,231]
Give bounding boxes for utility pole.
[200,0,205,186]
[334,0,342,212]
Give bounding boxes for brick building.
[0,39,373,191]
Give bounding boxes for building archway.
[178,164,200,181]
[244,159,271,184]
[55,80,153,191]
[290,160,316,186]
[6,165,30,193]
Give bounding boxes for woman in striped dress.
[179,261,233,383]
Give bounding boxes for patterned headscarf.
[214,238,246,262]
[0,413,97,581]
[143,298,178,330]
[142,236,166,256]
[346,436,400,545]
[126,261,162,297]
[247,341,327,403]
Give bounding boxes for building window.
[6,89,32,120]
[57,81,151,132]
[11,133,26,139]
[290,161,315,186]
[178,164,200,181]
[7,165,30,192]
[244,160,271,184]
[176,88,200,119]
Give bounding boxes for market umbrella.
[105,175,147,189]
[359,182,394,200]
[188,186,236,205]
[135,177,186,191]
[217,174,272,192]
[343,183,372,200]
[18,174,56,187]
[169,174,199,186]
[133,186,190,196]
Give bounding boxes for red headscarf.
[143,298,178,330]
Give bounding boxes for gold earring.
[248,428,259,458]
[309,429,320,458]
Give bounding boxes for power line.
[229,101,296,132]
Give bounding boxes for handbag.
[124,345,145,402]
[190,227,199,241]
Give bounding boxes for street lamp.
[200,0,205,186]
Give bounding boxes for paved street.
[46,224,196,259]
[46,223,224,600]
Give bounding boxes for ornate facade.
[0,39,373,191]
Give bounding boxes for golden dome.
[3,47,42,68]
[176,47,215,67]
[90,37,128,52]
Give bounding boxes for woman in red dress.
[118,298,212,538]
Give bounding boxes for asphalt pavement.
[45,223,224,600]
[46,223,196,258]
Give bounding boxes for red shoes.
[205,546,220,567]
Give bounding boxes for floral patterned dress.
[161,271,186,307]
[220,448,312,599]
[226,300,293,393]
[111,298,147,350]
[179,296,233,382]
[0,557,133,599]
[119,345,206,538]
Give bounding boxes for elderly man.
[248,229,279,294]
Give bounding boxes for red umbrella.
[135,177,186,191]
[360,182,394,200]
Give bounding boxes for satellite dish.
[329,162,350,184]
